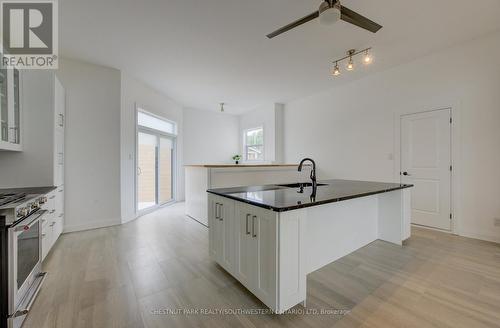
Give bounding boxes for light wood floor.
[24,203,500,328]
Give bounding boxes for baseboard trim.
[411,223,453,234]
[186,214,208,228]
[63,219,121,233]
[458,231,500,244]
[412,224,500,244]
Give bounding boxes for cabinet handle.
[252,215,257,238]
[215,203,220,219]
[219,204,223,221]
[50,222,56,227]
[245,214,251,235]
[59,113,64,127]
[49,196,55,200]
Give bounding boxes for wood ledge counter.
[185,164,302,168]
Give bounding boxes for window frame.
[243,126,264,162]
[135,107,177,216]
[137,109,177,136]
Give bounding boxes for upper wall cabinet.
[0,71,66,189]
[0,61,22,151]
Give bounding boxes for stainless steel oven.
[7,209,47,328]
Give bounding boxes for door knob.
[402,171,411,176]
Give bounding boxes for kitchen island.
[207,179,413,313]
[185,164,311,225]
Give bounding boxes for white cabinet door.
[208,195,225,264]
[41,214,53,261]
[219,197,235,273]
[52,217,63,242]
[54,129,64,186]
[210,197,278,310]
[214,199,224,264]
[0,67,22,150]
[236,204,256,288]
[236,203,277,306]
[41,225,52,261]
[208,195,218,260]
[54,76,65,131]
[254,208,277,307]
[55,186,64,220]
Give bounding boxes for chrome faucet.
[298,158,317,190]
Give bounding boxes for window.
[138,111,177,135]
[244,127,264,161]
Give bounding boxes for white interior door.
[401,109,451,230]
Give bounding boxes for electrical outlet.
[494,218,500,227]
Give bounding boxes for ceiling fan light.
[319,2,341,26]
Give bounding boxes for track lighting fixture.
[331,47,372,77]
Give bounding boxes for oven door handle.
[13,210,48,232]
[11,272,47,318]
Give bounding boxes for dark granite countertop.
[207,179,413,212]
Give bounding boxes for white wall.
[239,103,284,163]
[120,72,185,222]
[284,31,500,243]
[57,58,122,232]
[183,107,239,165]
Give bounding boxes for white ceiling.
[60,0,500,114]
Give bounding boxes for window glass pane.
[245,127,264,161]
[17,221,39,288]
[138,111,176,135]
[137,132,157,210]
[245,127,263,146]
[159,137,173,204]
[246,145,264,161]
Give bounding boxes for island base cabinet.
[208,194,305,314]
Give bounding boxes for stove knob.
[39,196,48,204]
[31,201,39,210]
[17,207,29,217]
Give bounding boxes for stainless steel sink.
[277,182,328,188]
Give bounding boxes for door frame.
[394,105,462,235]
[134,106,177,217]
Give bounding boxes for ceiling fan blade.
[340,6,382,33]
[267,11,319,39]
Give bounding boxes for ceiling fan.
[266,0,382,39]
